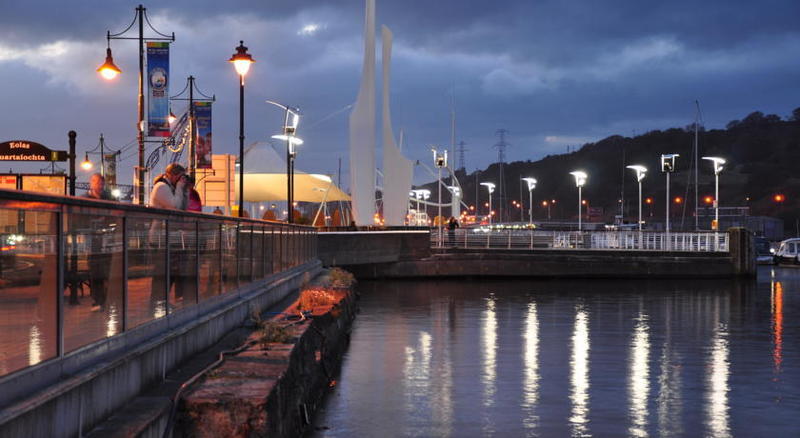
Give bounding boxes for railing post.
[508,229,512,249]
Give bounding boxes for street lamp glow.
[168,109,177,125]
[97,48,121,80]
[570,171,587,187]
[626,165,647,232]
[267,101,303,223]
[702,156,726,175]
[229,41,255,77]
[81,153,93,171]
[271,135,304,146]
[111,188,121,198]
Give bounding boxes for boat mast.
[694,100,700,230]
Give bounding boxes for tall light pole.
[229,41,255,217]
[702,156,725,231]
[661,154,679,249]
[522,177,537,225]
[433,148,447,246]
[268,101,303,223]
[480,182,495,225]
[570,171,587,231]
[447,185,461,219]
[98,4,174,204]
[626,165,647,231]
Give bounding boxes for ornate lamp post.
[98,4,174,204]
[229,41,255,217]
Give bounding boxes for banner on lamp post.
[194,101,212,169]
[147,42,170,137]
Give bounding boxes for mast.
[694,100,700,230]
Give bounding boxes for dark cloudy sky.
[1,0,799,188]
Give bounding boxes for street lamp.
[99,5,174,204]
[433,147,447,246]
[569,171,587,231]
[521,177,537,225]
[661,154,679,249]
[81,153,93,171]
[229,41,255,217]
[626,165,647,231]
[267,101,302,223]
[480,182,495,225]
[702,156,725,231]
[447,185,461,219]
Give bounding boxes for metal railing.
[0,189,316,378]
[433,228,729,252]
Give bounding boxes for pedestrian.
[212,207,224,215]
[149,163,187,210]
[84,173,114,311]
[447,216,459,247]
[184,175,202,212]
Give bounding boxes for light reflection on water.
[629,312,650,438]
[569,304,590,437]
[310,267,800,437]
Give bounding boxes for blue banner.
[147,42,170,137]
[194,101,212,169]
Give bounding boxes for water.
[310,267,799,437]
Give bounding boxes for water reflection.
[657,304,683,438]
[522,302,540,432]
[706,321,730,438]
[402,330,432,415]
[430,300,453,436]
[570,304,590,437]
[482,294,497,434]
[629,312,650,437]
[772,280,783,374]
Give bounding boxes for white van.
[774,238,800,265]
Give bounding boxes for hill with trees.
[415,107,800,231]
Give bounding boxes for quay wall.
[319,228,755,279]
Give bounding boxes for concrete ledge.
[343,250,738,279]
[0,260,322,438]
[318,231,430,266]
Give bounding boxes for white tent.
[234,142,350,203]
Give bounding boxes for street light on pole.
[433,147,447,246]
[480,182,495,225]
[661,154,679,249]
[569,171,587,231]
[521,177,537,225]
[702,156,725,230]
[268,101,303,224]
[626,165,647,231]
[229,41,255,218]
[99,5,174,204]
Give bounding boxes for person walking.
[447,216,459,247]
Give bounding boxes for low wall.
[0,261,322,438]
[318,231,431,266]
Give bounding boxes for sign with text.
[147,42,170,137]
[21,174,66,195]
[0,140,67,161]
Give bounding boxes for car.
[773,237,800,265]
[754,236,774,265]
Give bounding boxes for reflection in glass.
[570,304,590,437]
[706,325,730,438]
[522,302,540,432]
[482,295,497,435]
[127,217,167,328]
[772,281,783,374]
[28,324,42,366]
[629,312,650,437]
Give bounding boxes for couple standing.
[149,163,201,212]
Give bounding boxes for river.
[310,266,798,437]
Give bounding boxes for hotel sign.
[0,140,68,161]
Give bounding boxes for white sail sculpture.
[348,0,377,225]
[381,25,414,226]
